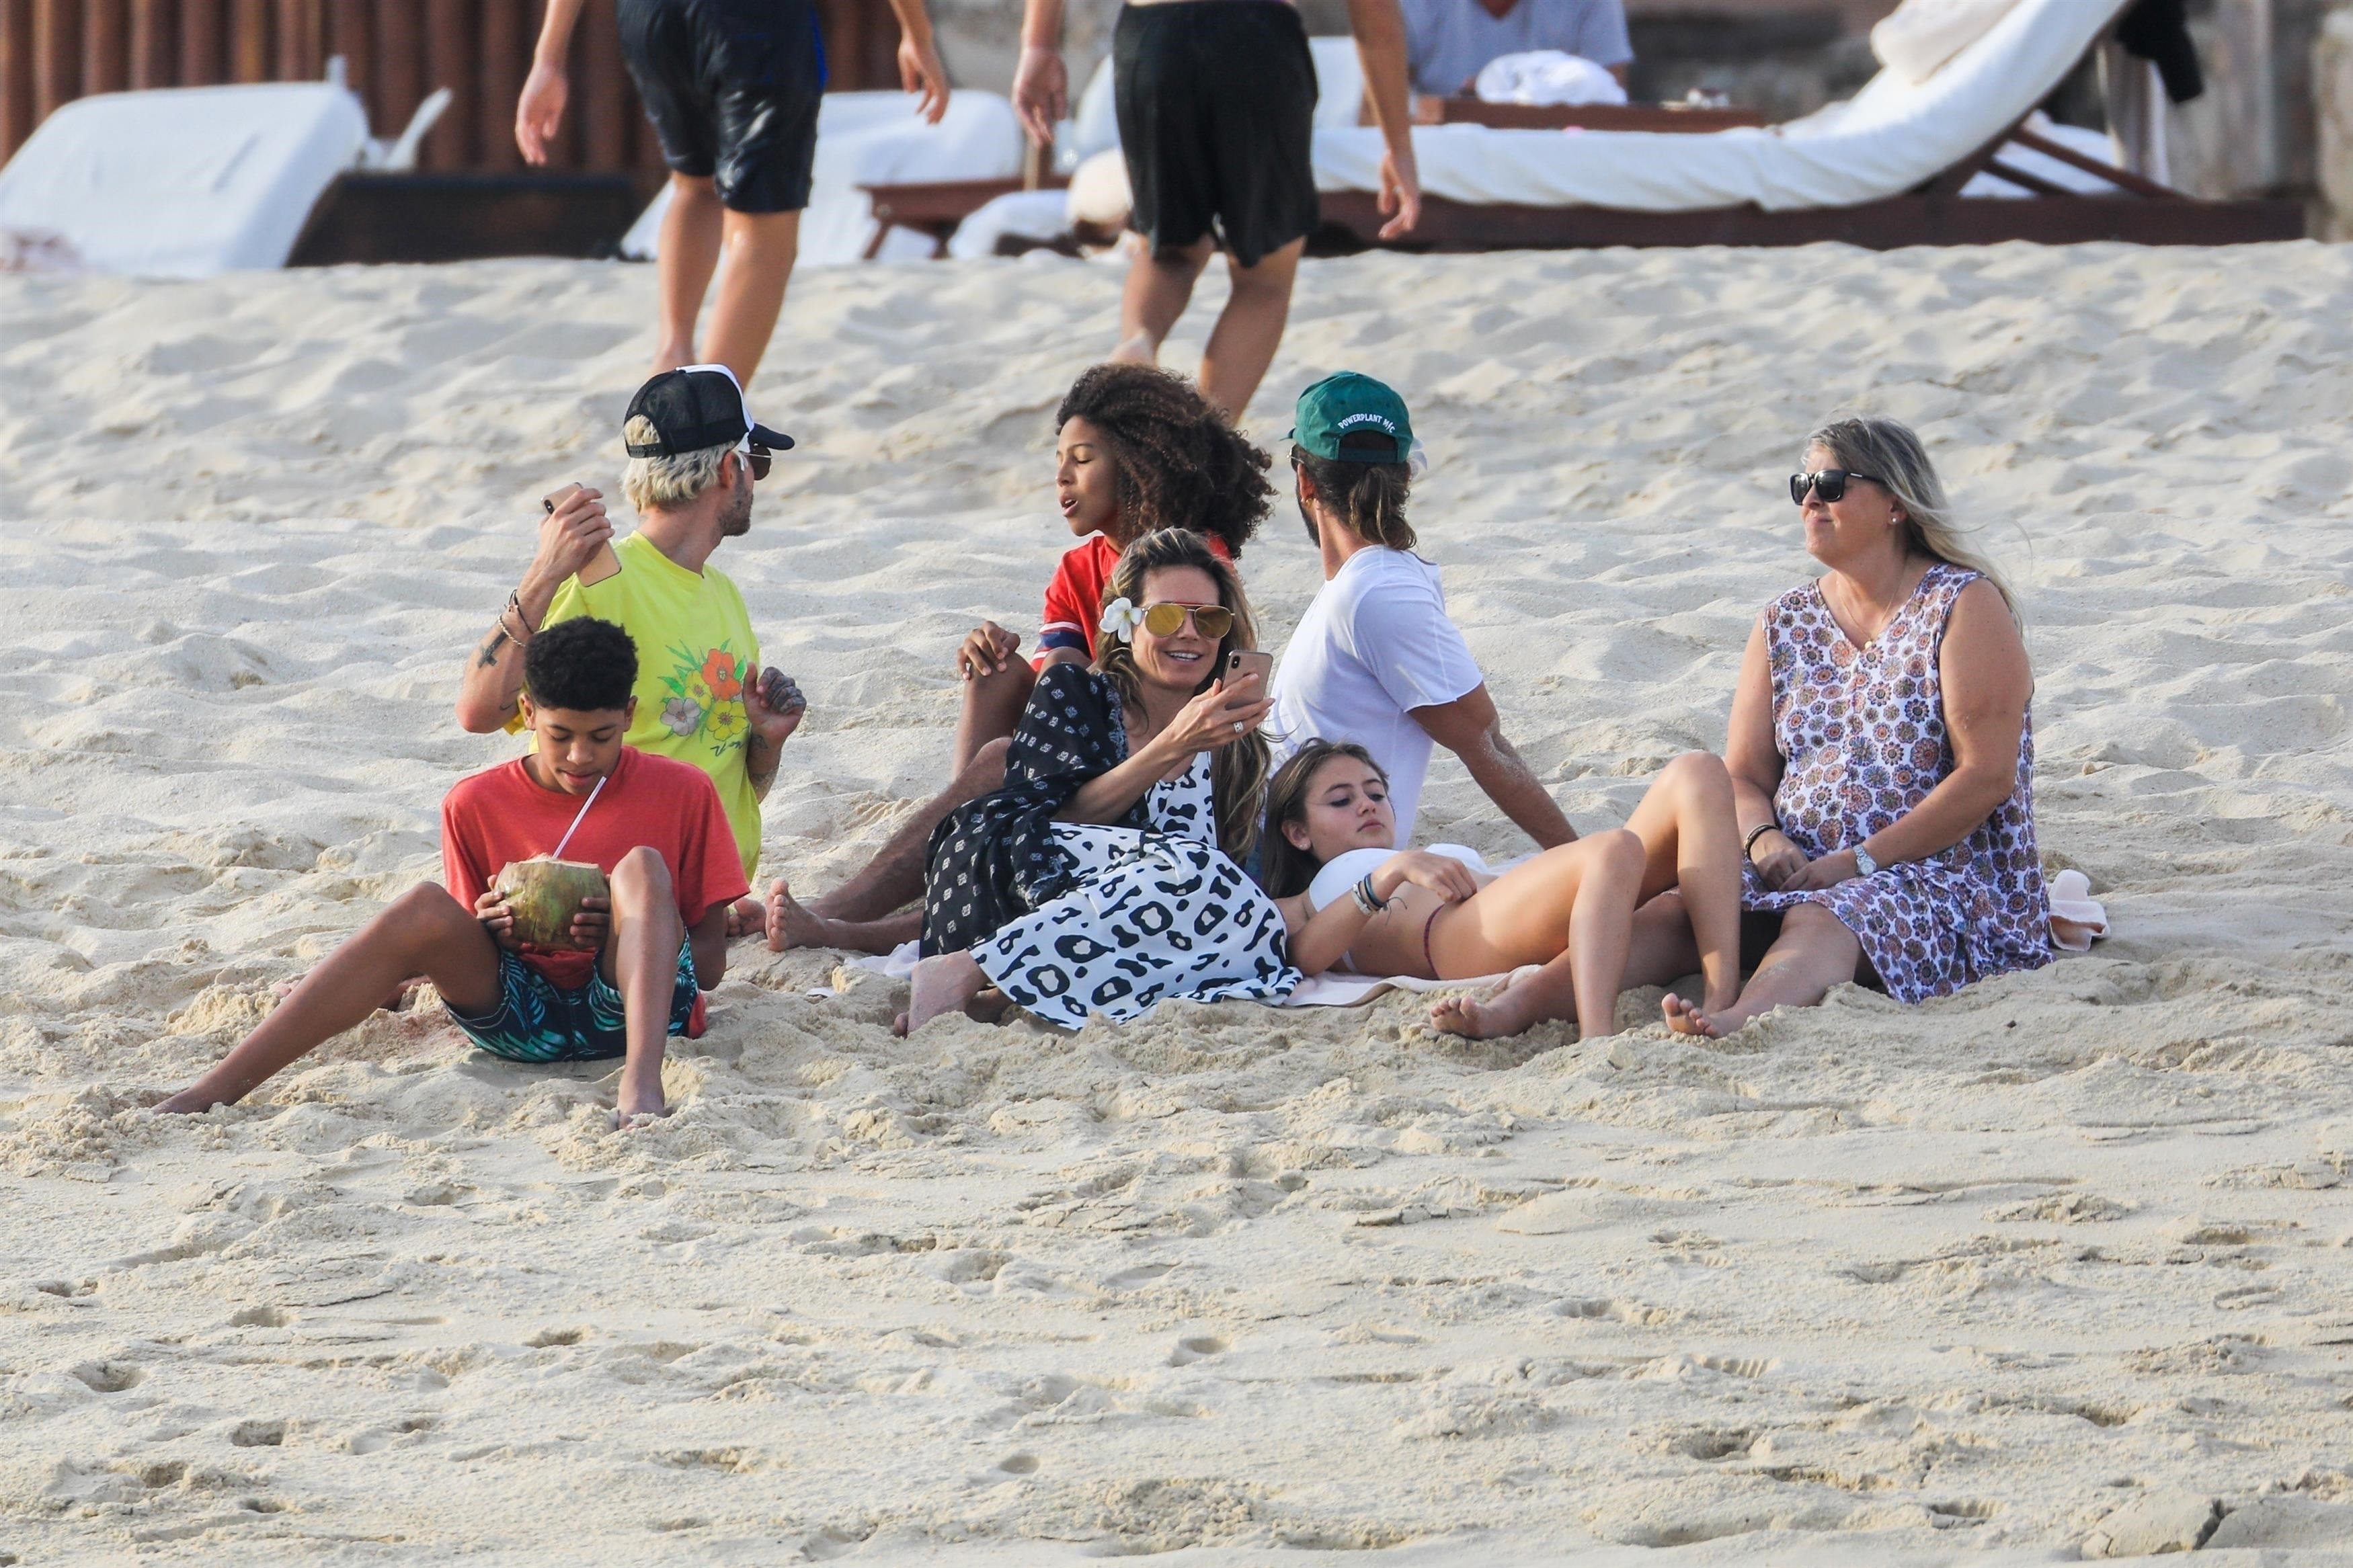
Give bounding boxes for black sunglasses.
[1790,468,1886,505]
[744,442,772,483]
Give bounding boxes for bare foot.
[1429,981,1541,1041]
[1661,992,1726,1038]
[614,1071,669,1125]
[1109,330,1157,366]
[155,1088,218,1115]
[896,952,984,1036]
[763,878,845,952]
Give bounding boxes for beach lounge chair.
[1309,0,2302,249]
[0,83,368,276]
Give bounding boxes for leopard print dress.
[969,751,1299,1030]
[1742,563,2052,1003]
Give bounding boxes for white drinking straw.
[549,774,607,862]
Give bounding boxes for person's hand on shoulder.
[1012,46,1068,147]
[530,486,614,586]
[957,622,1022,679]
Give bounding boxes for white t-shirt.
[1271,548,1484,845]
[1401,0,1633,98]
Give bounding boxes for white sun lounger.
[0,83,368,277]
[1306,0,2300,247]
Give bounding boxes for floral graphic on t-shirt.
[655,641,748,755]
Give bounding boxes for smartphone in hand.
[1224,649,1273,691]
[545,484,623,586]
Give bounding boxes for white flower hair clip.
[1100,596,1144,645]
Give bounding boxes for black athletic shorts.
[619,0,828,214]
[1112,1,1320,267]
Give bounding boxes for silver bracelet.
[1349,873,1388,916]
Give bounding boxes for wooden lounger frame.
[1310,117,2304,252]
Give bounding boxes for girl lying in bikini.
[1267,740,1746,1040]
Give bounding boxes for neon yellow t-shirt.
[516,531,762,880]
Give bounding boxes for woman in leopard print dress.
[1663,417,2053,1038]
[904,530,1297,1033]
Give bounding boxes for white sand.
[3,242,2353,1563]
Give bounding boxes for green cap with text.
[1287,371,1412,464]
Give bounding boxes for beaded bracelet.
[1741,821,1779,864]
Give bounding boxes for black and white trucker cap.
[622,364,795,457]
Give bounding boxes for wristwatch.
[1852,841,1879,877]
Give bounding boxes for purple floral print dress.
[1742,563,2052,1003]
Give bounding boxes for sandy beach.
[4,240,2353,1562]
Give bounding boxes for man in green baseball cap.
[1287,370,1414,464]
[1270,371,1574,854]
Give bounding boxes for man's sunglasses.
[1790,468,1886,505]
[1140,602,1234,639]
[744,442,773,483]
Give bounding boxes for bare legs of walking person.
[651,175,801,384]
[1113,237,1305,422]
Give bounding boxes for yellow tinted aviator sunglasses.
[1139,602,1234,639]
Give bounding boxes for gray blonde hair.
[621,415,733,512]
[1806,416,2016,614]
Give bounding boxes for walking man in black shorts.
[518,0,951,386]
[1013,0,1420,422]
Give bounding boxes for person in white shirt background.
[1268,370,1746,1026]
[1269,372,1574,855]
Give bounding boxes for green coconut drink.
[494,857,609,950]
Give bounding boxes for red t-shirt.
[440,747,750,989]
[1035,532,1236,669]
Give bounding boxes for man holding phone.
[456,366,806,933]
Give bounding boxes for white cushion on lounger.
[0,83,365,276]
[1872,0,2024,84]
[1308,0,2129,213]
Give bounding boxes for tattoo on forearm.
[475,633,506,669]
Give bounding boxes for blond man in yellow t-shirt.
[456,366,805,934]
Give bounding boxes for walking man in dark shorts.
[518,0,951,385]
[1013,0,1421,422]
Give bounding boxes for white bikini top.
[1304,843,1497,913]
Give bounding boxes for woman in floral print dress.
[1663,417,2052,1036]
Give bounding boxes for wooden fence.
[0,0,904,171]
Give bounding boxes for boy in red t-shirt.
[161,619,747,1124]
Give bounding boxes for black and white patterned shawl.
[921,665,1145,956]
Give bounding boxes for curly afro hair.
[524,617,638,714]
[1056,363,1273,557]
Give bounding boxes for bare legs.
[651,173,802,385]
[767,738,1014,956]
[1623,752,1743,1014]
[1664,903,1861,1040]
[1427,829,1646,1042]
[603,848,686,1121]
[1116,236,1306,421]
[158,886,504,1114]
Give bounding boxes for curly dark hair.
[1056,363,1272,557]
[524,617,637,713]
